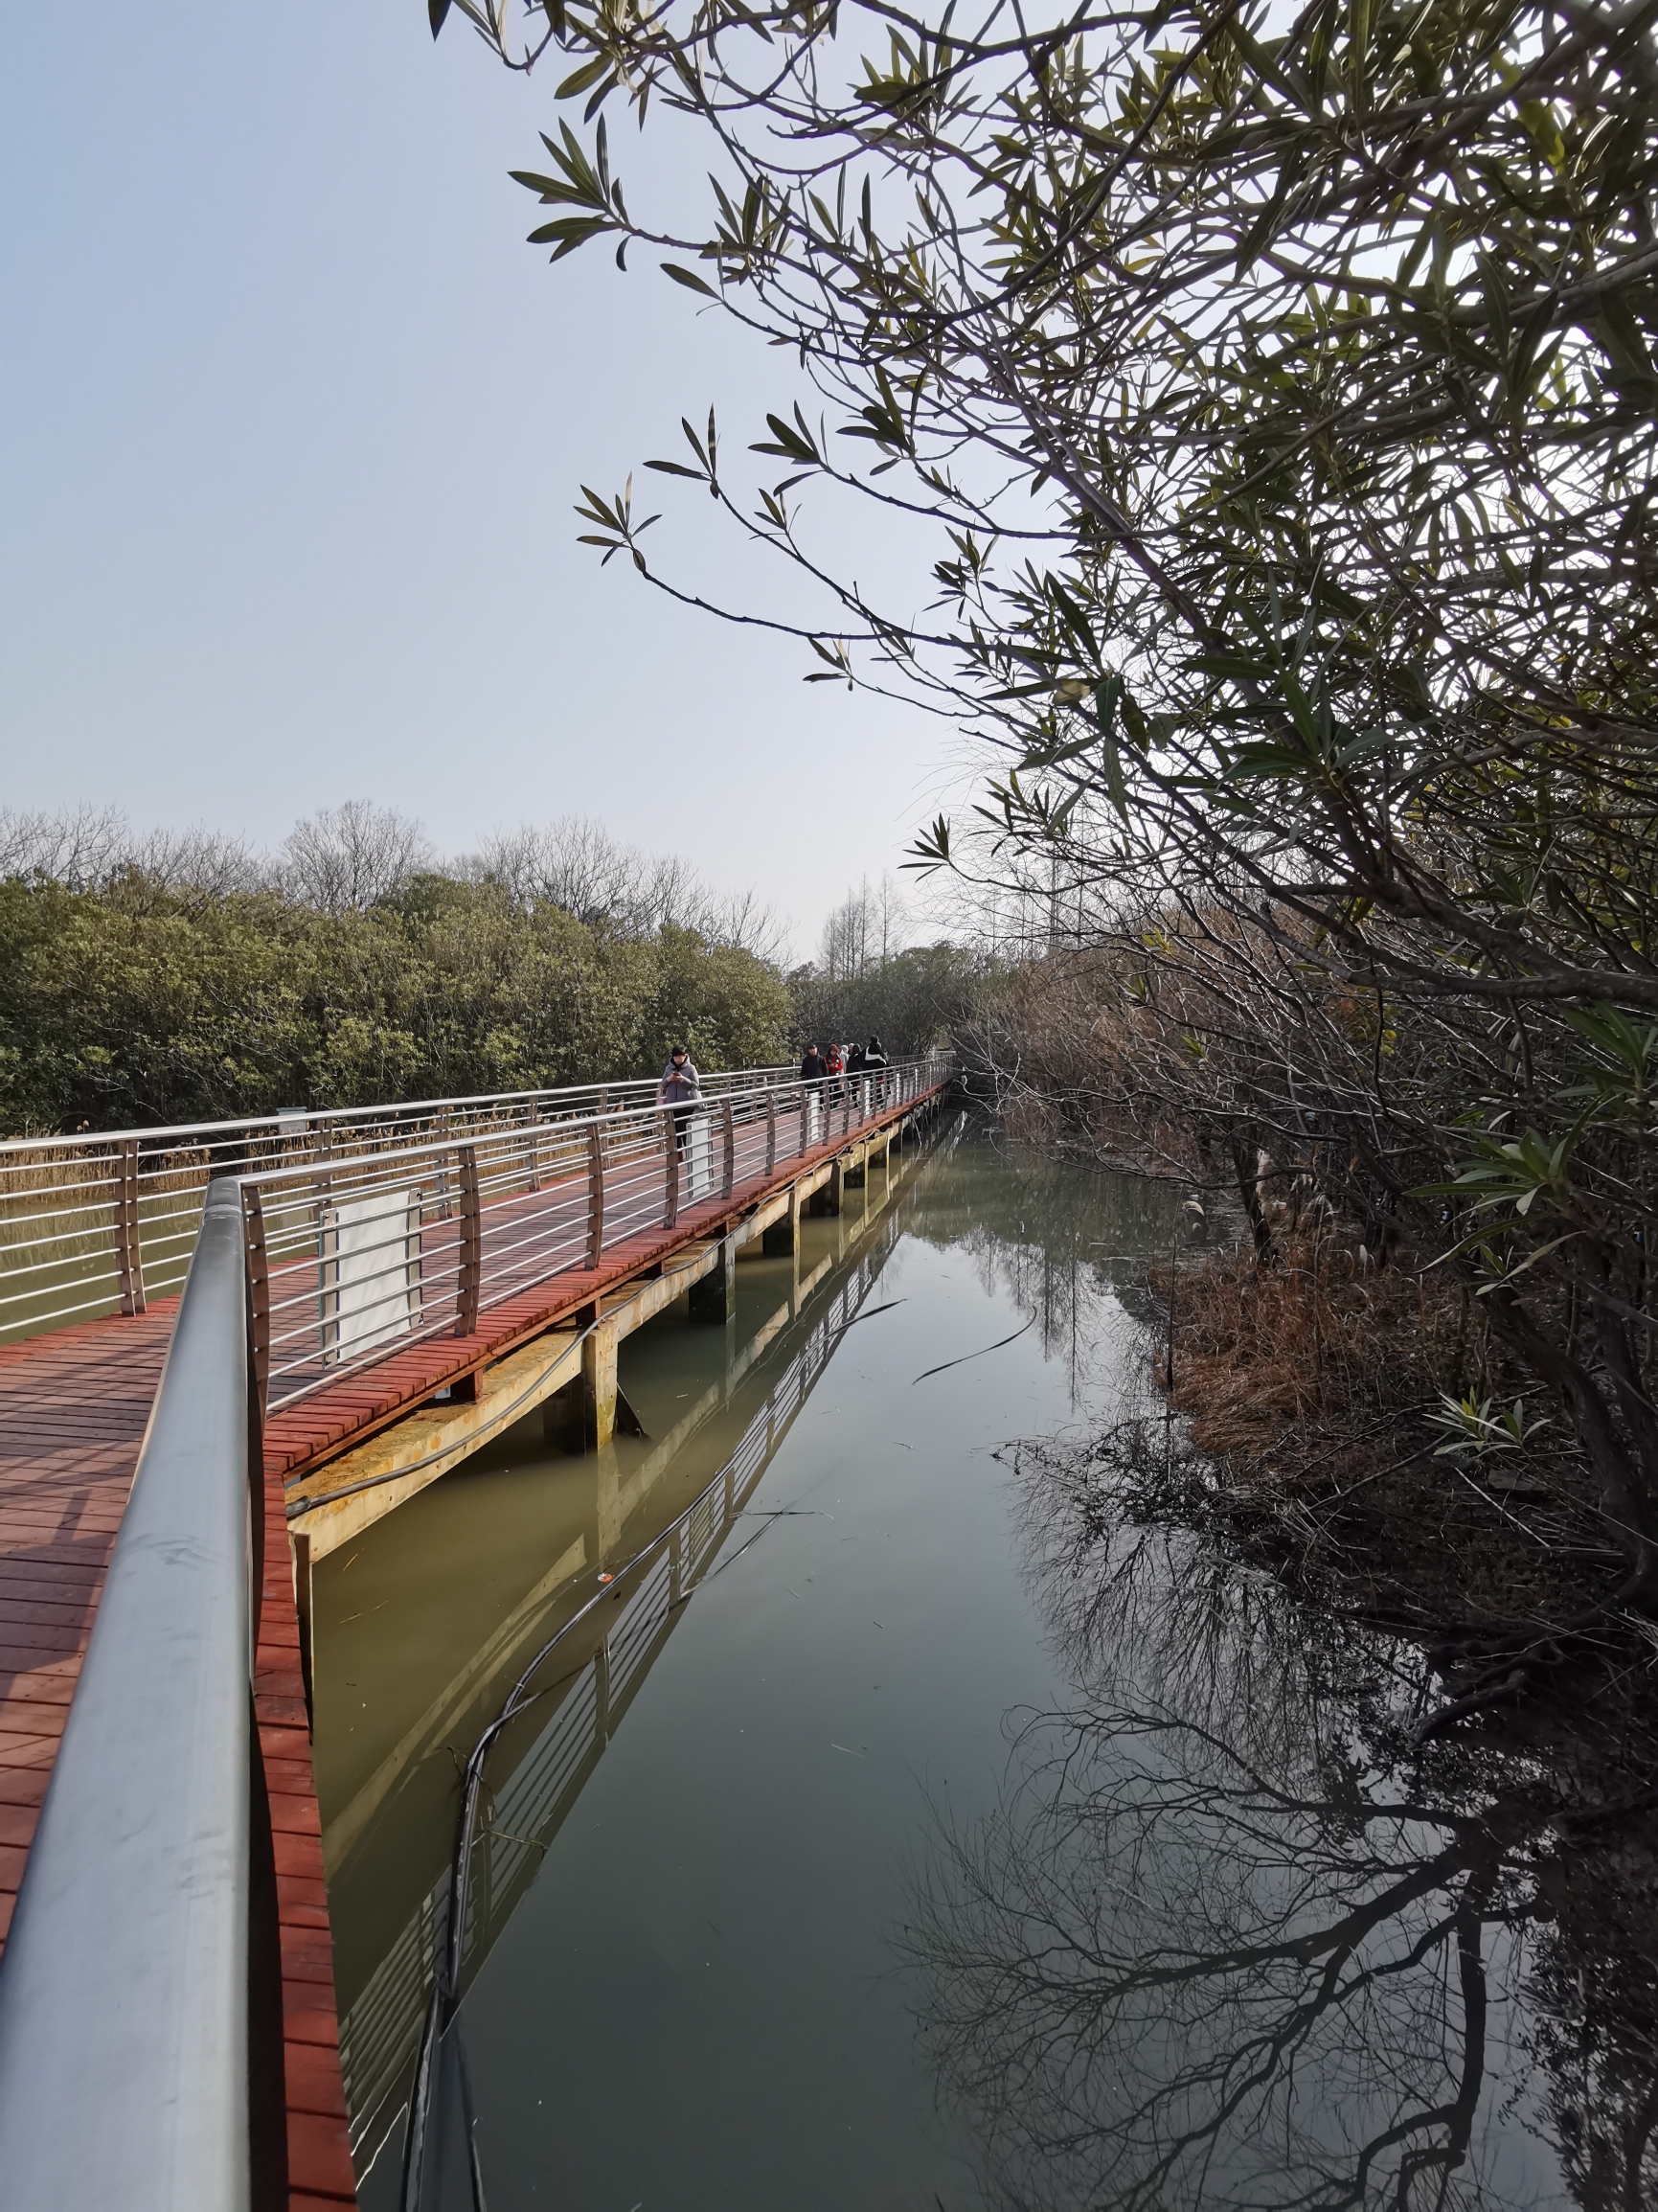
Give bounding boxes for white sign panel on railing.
[684,1112,713,1204]
[320,1187,423,1363]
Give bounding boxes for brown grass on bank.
[1163,1231,1465,1461]
[1153,1227,1613,1643]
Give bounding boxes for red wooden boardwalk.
[0,1303,359,2204]
[0,1080,938,2203]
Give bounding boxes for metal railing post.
[0,1179,264,2211]
[240,1185,271,1421]
[434,1108,453,1220]
[456,1144,482,1334]
[524,1102,542,1194]
[310,1120,333,1208]
[113,1137,146,1317]
[663,1110,680,1228]
[587,1122,605,1267]
[765,1089,777,1178]
[721,1100,735,1199]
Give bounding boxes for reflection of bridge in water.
[330,1142,939,2180]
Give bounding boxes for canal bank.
[318,1130,1635,2211]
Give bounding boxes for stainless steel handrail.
[0,1180,266,2209]
[0,1064,801,1159]
[0,1060,826,1343]
[237,1058,950,1417]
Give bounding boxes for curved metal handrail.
[0,1179,268,2209]
[0,1063,802,1160]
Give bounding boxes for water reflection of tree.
[905,1139,1181,1410]
[899,1437,1658,2211]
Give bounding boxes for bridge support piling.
[688,1237,737,1323]
[546,1324,621,1450]
[582,1324,619,1451]
[542,1375,583,1452]
[761,1184,801,1257]
[808,1160,842,1218]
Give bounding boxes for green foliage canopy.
[0,869,791,1132]
[449,0,1658,1013]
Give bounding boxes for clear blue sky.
[0,4,954,956]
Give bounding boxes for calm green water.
[317,1130,1611,2212]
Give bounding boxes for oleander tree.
[438,0,1658,1682]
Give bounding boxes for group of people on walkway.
[653,1038,893,1154]
[799,1038,889,1114]
[797,1037,887,1087]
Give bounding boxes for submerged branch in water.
[912,1314,1036,1386]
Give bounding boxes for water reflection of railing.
[338,1230,905,2171]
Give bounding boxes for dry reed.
[1152,1223,1612,1646]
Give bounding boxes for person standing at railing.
[863,1035,889,1109]
[845,1038,868,1115]
[798,1041,828,1137]
[658,1044,702,1154]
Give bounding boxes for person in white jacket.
[658,1044,701,1154]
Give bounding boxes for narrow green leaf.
[662,262,718,297]
[556,53,610,97]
